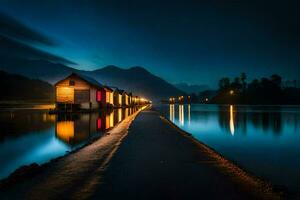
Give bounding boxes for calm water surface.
[0,106,139,179]
[157,104,300,193]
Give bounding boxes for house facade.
[55,73,111,110]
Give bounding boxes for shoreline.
[0,107,143,196]
[159,113,285,199]
[0,107,285,199]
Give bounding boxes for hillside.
[0,59,184,101]
[0,57,78,84]
[0,70,54,101]
[86,65,184,100]
[174,83,210,94]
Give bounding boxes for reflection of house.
[55,113,98,144]
[105,110,114,129]
[54,73,113,110]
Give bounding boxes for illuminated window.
[106,91,110,103]
[97,91,102,101]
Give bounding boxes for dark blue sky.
[0,0,299,87]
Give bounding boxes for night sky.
[0,0,299,87]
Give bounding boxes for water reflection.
[0,106,142,179]
[229,105,235,135]
[169,104,175,122]
[159,104,300,193]
[166,104,289,136]
[179,105,184,126]
[56,113,100,145]
[188,104,191,125]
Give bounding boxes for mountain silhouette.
[0,59,184,101]
[86,65,184,100]
[174,83,210,94]
[0,70,54,101]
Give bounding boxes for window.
[69,80,75,86]
[97,91,102,101]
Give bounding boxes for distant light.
[230,90,234,95]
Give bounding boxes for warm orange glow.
[106,91,110,103]
[105,114,110,128]
[105,111,115,128]
[230,105,235,135]
[56,121,74,142]
[110,111,114,127]
[118,108,122,122]
[124,108,129,118]
[110,93,114,104]
[118,94,122,105]
[56,87,74,103]
[169,104,175,122]
[179,104,184,126]
[188,104,191,125]
[230,90,234,95]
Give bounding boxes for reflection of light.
[118,108,122,122]
[230,105,235,135]
[105,112,114,128]
[179,105,184,126]
[33,104,55,110]
[97,118,102,129]
[110,112,114,127]
[169,104,175,122]
[188,104,191,125]
[56,121,74,142]
[106,114,110,128]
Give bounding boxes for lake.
[0,106,139,180]
[157,104,300,194]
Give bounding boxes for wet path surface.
[92,110,264,199]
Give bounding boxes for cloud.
[0,12,57,46]
[0,35,76,65]
[0,12,76,65]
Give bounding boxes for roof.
[55,73,104,88]
[109,86,121,92]
[103,85,113,92]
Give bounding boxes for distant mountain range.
[0,58,184,101]
[174,83,210,94]
[0,70,54,101]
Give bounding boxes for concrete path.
[91,110,261,199]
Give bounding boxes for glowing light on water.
[118,108,122,122]
[230,105,235,135]
[179,105,184,126]
[56,121,75,142]
[169,104,175,122]
[188,104,191,125]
